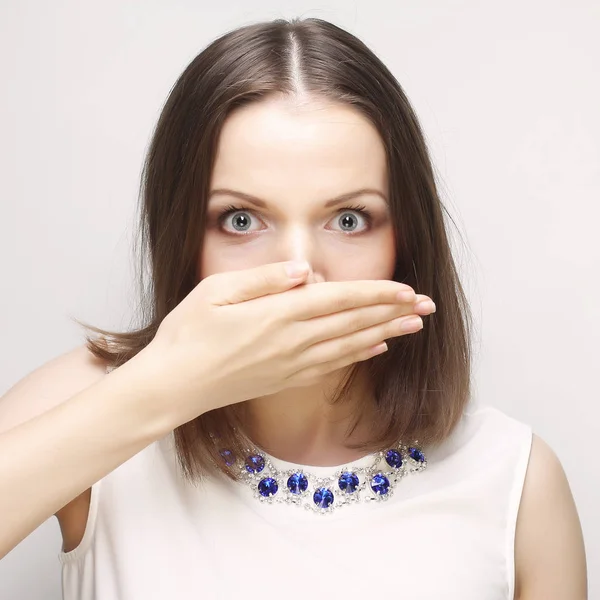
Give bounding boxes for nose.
[279,224,325,284]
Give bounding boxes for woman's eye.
[330,209,371,233]
[219,209,263,234]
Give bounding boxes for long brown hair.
[82,17,474,482]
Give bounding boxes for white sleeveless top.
[59,404,532,600]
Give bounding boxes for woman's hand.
[139,261,435,427]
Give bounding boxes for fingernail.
[400,316,423,333]
[416,300,436,313]
[370,341,388,356]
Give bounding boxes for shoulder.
[0,344,108,435]
[458,404,532,456]
[447,407,587,597]
[514,434,588,599]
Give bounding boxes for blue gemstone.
[287,472,309,495]
[245,454,265,473]
[385,449,403,468]
[338,471,360,494]
[370,473,390,495]
[409,447,425,463]
[313,487,334,508]
[258,477,278,497]
[219,449,236,467]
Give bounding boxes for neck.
[242,366,377,467]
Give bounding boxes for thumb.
[209,261,311,305]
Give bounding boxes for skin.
[515,435,587,598]
[197,95,588,597]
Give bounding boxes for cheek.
[196,232,217,280]
[196,231,267,280]
[329,233,396,281]
[197,233,223,280]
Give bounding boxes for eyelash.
[216,203,373,234]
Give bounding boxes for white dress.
[59,403,532,600]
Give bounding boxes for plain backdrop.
[0,1,598,598]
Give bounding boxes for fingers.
[291,342,389,387]
[203,261,310,306]
[292,302,415,349]
[281,280,417,320]
[291,309,426,378]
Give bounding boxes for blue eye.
[330,205,372,233]
[218,206,262,234]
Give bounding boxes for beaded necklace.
[219,441,427,515]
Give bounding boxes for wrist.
[107,347,181,438]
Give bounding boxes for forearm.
[0,352,174,559]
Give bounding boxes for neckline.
[253,447,381,477]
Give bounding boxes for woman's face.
[198,97,396,284]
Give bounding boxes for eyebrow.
[208,188,388,208]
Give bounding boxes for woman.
[0,16,587,599]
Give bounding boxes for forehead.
[209,97,388,197]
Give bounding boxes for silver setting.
[232,441,427,514]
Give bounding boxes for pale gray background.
[1,1,598,598]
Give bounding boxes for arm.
[0,346,175,559]
[515,434,587,599]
